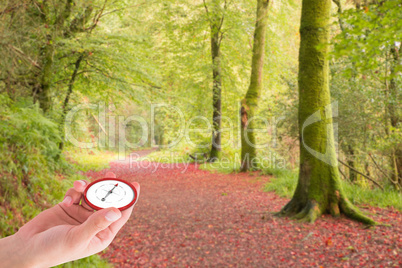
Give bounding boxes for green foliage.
[0,96,61,172]
[333,0,402,75]
[342,182,402,211]
[331,1,401,188]
[262,168,298,197]
[65,147,116,172]
[0,95,66,235]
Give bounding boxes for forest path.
[85,151,401,267]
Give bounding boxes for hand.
[0,173,139,268]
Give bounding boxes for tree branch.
[218,0,229,32]
[332,0,345,32]
[368,153,399,188]
[85,60,161,89]
[86,0,108,33]
[8,45,41,69]
[203,0,213,26]
[338,166,351,182]
[66,6,94,37]
[338,159,384,190]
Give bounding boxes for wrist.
[0,233,41,268]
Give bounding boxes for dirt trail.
[85,153,401,267]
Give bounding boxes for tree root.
[276,197,377,226]
[297,201,321,223]
[275,198,301,217]
[276,199,321,223]
[340,197,377,226]
[292,206,309,220]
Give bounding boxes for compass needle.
[101,183,119,201]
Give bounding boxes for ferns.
[0,95,67,236]
[0,97,61,175]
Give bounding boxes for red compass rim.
[83,178,138,211]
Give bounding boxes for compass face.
[84,178,137,211]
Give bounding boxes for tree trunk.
[389,46,401,187]
[59,55,84,151]
[35,0,74,113]
[37,39,54,113]
[277,0,375,225]
[346,145,357,182]
[206,0,224,162]
[240,0,270,171]
[209,25,222,161]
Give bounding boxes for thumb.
[77,208,122,241]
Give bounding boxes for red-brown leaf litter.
[85,151,401,267]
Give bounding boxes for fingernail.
[105,210,121,222]
[74,180,86,188]
[62,196,72,205]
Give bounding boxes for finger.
[76,207,122,241]
[61,187,84,207]
[58,204,94,223]
[74,180,88,192]
[73,180,96,211]
[60,179,90,207]
[81,198,96,211]
[109,182,140,233]
[109,203,134,234]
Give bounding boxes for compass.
[83,178,138,211]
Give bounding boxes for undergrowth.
[262,168,402,211]
[65,147,117,173]
[0,96,114,267]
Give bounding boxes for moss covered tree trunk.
[389,46,402,187]
[346,145,357,182]
[37,41,54,113]
[204,0,225,161]
[209,21,222,161]
[240,0,270,171]
[35,0,74,113]
[277,0,375,225]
